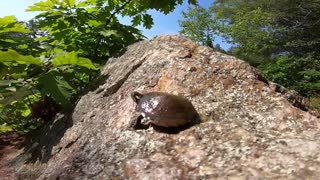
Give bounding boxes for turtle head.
[130,91,143,103]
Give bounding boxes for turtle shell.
[132,92,197,127]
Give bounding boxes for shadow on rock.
[13,114,73,164]
[134,114,201,134]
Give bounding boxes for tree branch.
[92,0,134,60]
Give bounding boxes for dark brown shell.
[131,92,197,127]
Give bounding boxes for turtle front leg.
[128,112,151,130]
[135,114,152,130]
[127,111,141,129]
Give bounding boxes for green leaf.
[0,49,42,65]
[0,16,31,34]
[52,51,98,70]
[99,30,118,37]
[0,86,31,106]
[26,0,55,12]
[21,108,31,117]
[76,1,88,7]
[142,14,153,29]
[0,125,13,134]
[88,20,102,27]
[38,70,75,108]
[36,36,50,42]
[132,15,142,26]
[5,87,16,92]
[65,0,76,7]
[18,44,29,49]
[0,15,16,26]
[0,39,16,43]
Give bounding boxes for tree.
[211,0,320,96]
[179,5,217,48]
[271,0,320,57]
[27,0,197,61]
[211,0,281,65]
[212,0,320,59]
[179,0,320,98]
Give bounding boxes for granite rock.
[14,35,320,179]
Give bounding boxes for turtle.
[131,91,198,128]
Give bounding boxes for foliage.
[180,0,320,98]
[0,16,31,50]
[212,0,320,59]
[261,56,320,96]
[212,0,320,97]
[271,0,320,57]
[0,93,42,133]
[26,0,195,61]
[178,0,320,111]
[179,5,217,48]
[0,0,195,134]
[210,0,283,65]
[310,96,320,111]
[0,16,42,56]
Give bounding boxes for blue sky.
[0,0,230,49]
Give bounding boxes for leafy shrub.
[261,56,320,96]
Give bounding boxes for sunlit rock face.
[13,35,320,179]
